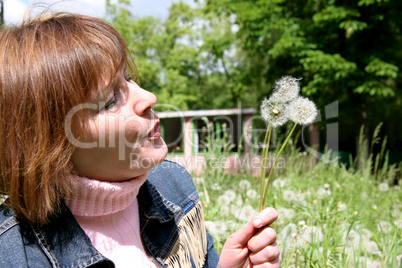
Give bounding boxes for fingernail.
[253,218,262,227]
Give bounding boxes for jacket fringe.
[164,201,207,268]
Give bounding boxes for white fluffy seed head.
[260,97,289,127]
[288,97,318,125]
[272,76,301,103]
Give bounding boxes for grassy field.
[195,137,402,267]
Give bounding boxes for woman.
[0,12,281,267]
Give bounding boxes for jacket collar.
[31,202,113,268]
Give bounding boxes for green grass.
[195,135,402,267]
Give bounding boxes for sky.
[3,0,195,25]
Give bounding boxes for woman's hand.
[218,207,281,268]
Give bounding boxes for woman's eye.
[125,75,133,82]
[102,96,117,110]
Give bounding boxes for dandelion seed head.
[343,230,360,247]
[273,76,301,103]
[371,259,383,268]
[236,205,257,222]
[246,189,257,199]
[214,221,228,236]
[364,240,380,254]
[378,182,389,192]
[283,190,296,201]
[205,221,217,235]
[220,205,230,217]
[377,221,392,233]
[277,223,298,244]
[298,220,306,226]
[288,97,318,125]
[217,195,232,205]
[272,179,290,188]
[277,207,296,220]
[337,202,347,212]
[223,190,236,202]
[211,183,221,191]
[260,97,289,127]
[301,226,324,243]
[317,187,331,199]
[396,255,402,267]
[239,180,251,190]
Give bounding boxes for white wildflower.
[396,255,402,267]
[235,197,244,206]
[323,183,331,189]
[295,193,306,204]
[371,259,383,268]
[260,97,289,127]
[225,220,237,232]
[239,180,251,190]
[272,178,290,188]
[288,97,318,125]
[223,190,237,202]
[337,202,347,212]
[377,221,392,234]
[217,195,232,206]
[283,190,297,201]
[298,220,305,226]
[236,205,257,222]
[214,221,228,236]
[363,240,380,255]
[219,205,230,217]
[211,183,221,191]
[246,189,257,199]
[272,76,301,103]
[230,204,240,217]
[301,226,324,243]
[317,187,331,199]
[378,182,389,192]
[205,221,217,235]
[277,207,296,220]
[343,230,360,247]
[277,223,298,244]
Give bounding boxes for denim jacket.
[0,160,220,267]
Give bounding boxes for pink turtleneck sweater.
[65,174,157,268]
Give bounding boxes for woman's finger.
[248,241,281,264]
[247,226,277,252]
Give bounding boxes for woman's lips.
[148,125,162,140]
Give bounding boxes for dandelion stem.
[259,124,272,211]
[261,122,298,210]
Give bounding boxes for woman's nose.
[133,85,157,116]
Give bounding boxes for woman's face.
[69,70,168,182]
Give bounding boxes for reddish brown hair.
[0,12,135,225]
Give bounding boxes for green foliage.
[196,135,402,266]
[203,0,402,156]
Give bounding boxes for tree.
[204,0,402,157]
